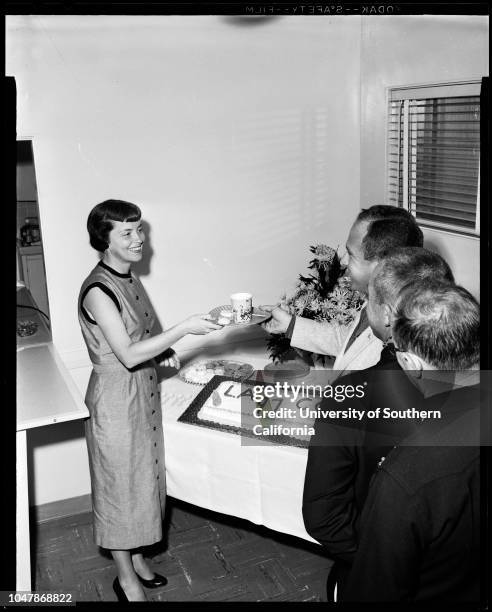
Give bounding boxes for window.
[387,81,481,236]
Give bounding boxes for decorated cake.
[197,381,256,428]
[195,379,315,442]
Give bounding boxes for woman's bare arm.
[84,286,221,369]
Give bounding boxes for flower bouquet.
[266,245,364,367]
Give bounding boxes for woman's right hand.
[182,314,223,335]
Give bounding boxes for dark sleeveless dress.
[78,261,166,549]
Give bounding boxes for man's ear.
[382,303,392,328]
[369,260,379,276]
[396,351,426,377]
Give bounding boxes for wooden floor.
[33,498,332,602]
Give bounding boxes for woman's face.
[107,220,145,263]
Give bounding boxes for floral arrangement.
[267,244,364,366]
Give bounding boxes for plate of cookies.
[178,359,254,385]
[209,305,271,327]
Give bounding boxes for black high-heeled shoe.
[136,572,168,588]
[112,577,129,602]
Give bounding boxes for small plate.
[17,319,39,337]
[178,359,254,386]
[209,305,271,327]
[261,360,311,383]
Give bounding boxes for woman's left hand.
[162,353,180,369]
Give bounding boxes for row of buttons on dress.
[149,372,162,481]
[128,278,152,333]
[126,276,161,485]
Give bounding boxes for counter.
[16,286,89,591]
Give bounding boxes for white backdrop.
[8,15,362,363]
[8,15,362,506]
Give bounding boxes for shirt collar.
[98,260,132,279]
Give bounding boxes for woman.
[78,199,222,602]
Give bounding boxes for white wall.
[8,15,361,360]
[360,15,488,299]
[8,15,362,505]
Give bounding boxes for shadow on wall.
[132,219,153,278]
[423,236,454,274]
[129,219,164,337]
[229,106,338,258]
[423,233,480,301]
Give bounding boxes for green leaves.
[266,334,295,364]
[267,244,363,364]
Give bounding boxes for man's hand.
[259,304,292,334]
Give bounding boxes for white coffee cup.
[230,292,253,323]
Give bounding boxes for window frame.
[385,79,481,239]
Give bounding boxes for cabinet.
[20,246,50,320]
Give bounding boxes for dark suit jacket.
[302,346,423,588]
[340,383,482,603]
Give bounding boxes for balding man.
[341,280,481,603]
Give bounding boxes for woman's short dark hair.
[393,279,480,370]
[357,205,424,261]
[87,199,142,252]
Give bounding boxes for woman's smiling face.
[107,220,145,264]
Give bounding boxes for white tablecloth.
[159,340,318,544]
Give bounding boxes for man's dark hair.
[87,199,141,252]
[393,280,480,369]
[356,205,424,261]
[371,247,454,310]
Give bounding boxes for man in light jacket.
[261,205,424,377]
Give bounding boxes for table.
[159,339,318,545]
[16,287,89,591]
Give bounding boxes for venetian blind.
[387,81,481,235]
